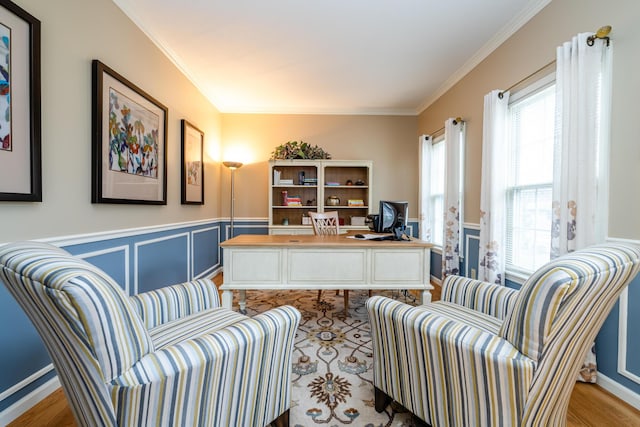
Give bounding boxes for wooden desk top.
[221,233,433,248]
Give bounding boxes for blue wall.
[0,219,268,412]
[2,220,639,414]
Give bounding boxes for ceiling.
[113,0,549,115]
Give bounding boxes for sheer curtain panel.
[478,90,510,285]
[552,32,612,257]
[552,32,612,383]
[442,118,465,277]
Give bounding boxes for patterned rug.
[235,289,427,427]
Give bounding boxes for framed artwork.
[91,59,168,204]
[181,119,204,205]
[0,0,41,201]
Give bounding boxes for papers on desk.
[347,233,394,240]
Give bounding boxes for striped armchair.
[367,243,640,426]
[0,241,300,427]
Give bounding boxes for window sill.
[505,268,530,286]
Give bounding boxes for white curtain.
[478,90,510,285]
[442,119,464,277]
[552,32,612,257]
[552,33,612,383]
[419,135,433,241]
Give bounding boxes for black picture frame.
[181,119,204,205]
[91,60,168,204]
[0,0,41,202]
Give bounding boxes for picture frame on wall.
[0,0,41,202]
[181,119,204,205]
[91,59,168,204]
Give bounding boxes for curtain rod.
[498,60,555,99]
[499,25,612,99]
[429,117,463,137]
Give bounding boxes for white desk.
[220,234,433,312]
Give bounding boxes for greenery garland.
[270,141,331,160]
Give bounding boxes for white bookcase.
[268,159,373,235]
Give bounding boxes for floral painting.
[92,60,167,204]
[0,22,10,152]
[108,88,159,178]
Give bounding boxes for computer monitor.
[377,200,408,239]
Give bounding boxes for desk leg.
[421,290,432,304]
[222,290,233,309]
[239,290,247,314]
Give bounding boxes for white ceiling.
[113,0,549,115]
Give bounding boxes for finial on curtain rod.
[429,117,464,136]
[587,25,611,46]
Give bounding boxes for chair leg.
[317,290,322,301]
[344,290,349,315]
[271,409,289,427]
[374,386,392,413]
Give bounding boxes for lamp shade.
[223,161,243,170]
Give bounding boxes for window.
[420,134,445,247]
[505,78,555,274]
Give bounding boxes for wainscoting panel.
[77,246,130,294]
[192,226,221,279]
[463,227,480,279]
[135,233,190,294]
[0,219,229,417]
[619,286,640,383]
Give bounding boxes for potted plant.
[270,141,331,160]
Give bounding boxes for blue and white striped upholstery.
[367,243,640,426]
[0,241,300,427]
[441,275,519,320]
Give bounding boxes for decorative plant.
[270,140,331,160]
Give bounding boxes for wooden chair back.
[309,211,340,235]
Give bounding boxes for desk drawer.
[372,249,425,283]
[288,249,366,282]
[227,249,282,283]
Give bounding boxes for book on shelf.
[284,195,302,206]
[279,179,294,185]
[348,199,365,207]
[273,169,281,185]
[326,181,340,186]
[303,178,318,185]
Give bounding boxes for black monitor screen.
[378,200,408,233]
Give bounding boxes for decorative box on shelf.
[350,216,366,226]
[348,199,364,207]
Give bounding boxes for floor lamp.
[223,161,243,239]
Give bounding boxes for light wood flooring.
[9,381,640,427]
[8,277,640,427]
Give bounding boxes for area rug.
[236,289,426,427]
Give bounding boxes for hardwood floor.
[8,382,640,426]
[8,279,640,426]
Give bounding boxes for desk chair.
[0,241,300,427]
[308,211,349,313]
[367,243,640,426]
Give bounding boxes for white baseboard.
[0,375,60,426]
[597,372,640,411]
